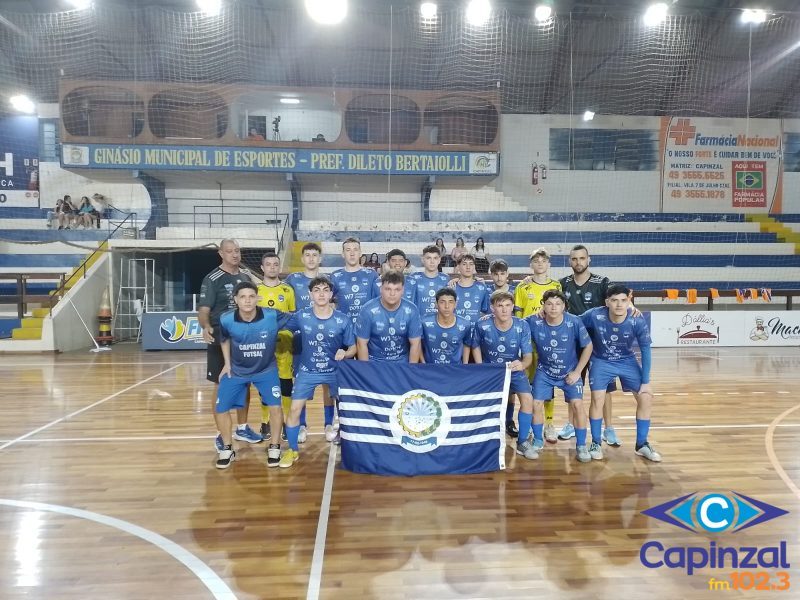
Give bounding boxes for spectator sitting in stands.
[472,237,490,273]
[78,196,101,229]
[53,196,74,229]
[434,238,447,271]
[312,133,326,142]
[247,127,265,141]
[450,237,466,272]
[365,253,381,272]
[359,254,368,267]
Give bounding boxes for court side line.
[0,433,327,444]
[307,443,338,600]
[0,498,236,600]
[0,363,184,452]
[765,402,800,501]
[0,361,203,368]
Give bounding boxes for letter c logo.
[697,494,733,532]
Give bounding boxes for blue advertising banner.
[62,143,499,176]
[0,116,40,208]
[141,311,206,350]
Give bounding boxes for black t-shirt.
[198,268,251,327]
[560,273,609,315]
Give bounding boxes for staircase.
[747,215,800,253]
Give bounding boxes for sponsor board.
[650,311,800,347]
[141,312,206,350]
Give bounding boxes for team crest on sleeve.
[390,390,451,453]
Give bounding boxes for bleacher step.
[21,317,44,329]
[12,327,42,340]
[32,307,50,318]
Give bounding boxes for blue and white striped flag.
[337,361,511,476]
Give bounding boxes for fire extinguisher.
[531,163,539,185]
[540,164,547,180]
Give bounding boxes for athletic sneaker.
[515,440,539,460]
[532,438,545,453]
[298,425,308,444]
[233,425,263,444]
[576,445,591,463]
[260,423,272,441]
[505,421,519,437]
[216,446,236,469]
[544,422,558,443]
[279,449,299,469]
[557,423,575,440]
[333,419,340,432]
[324,424,337,442]
[266,444,281,468]
[603,427,622,447]
[588,441,604,460]
[635,442,662,463]
[214,433,224,451]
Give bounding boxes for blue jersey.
[455,281,490,323]
[420,315,473,365]
[471,317,533,364]
[527,313,592,378]
[219,307,292,377]
[285,308,356,374]
[355,298,423,362]
[331,268,378,324]
[580,307,652,361]
[487,281,518,296]
[373,275,416,303]
[408,272,451,316]
[284,272,315,310]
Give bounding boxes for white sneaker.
[216,448,236,469]
[544,422,558,443]
[635,442,662,462]
[516,440,539,460]
[576,445,591,463]
[298,425,308,444]
[324,424,337,442]
[589,441,604,460]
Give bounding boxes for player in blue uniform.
[420,288,473,364]
[356,271,422,363]
[331,237,378,326]
[471,290,539,460]
[373,249,416,302]
[580,283,661,462]
[215,282,292,469]
[527,289,594,462]
[453,254,491,324]
[280,277,357,468]
[408,245,451,316]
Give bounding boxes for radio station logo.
[159,316,204,343]
[469,153,499,175]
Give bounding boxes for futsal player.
[487,258,520,435]
[420,288,472,364]
[407,245,451,316]
[280,277,356,468]
[198,239,263,451]
[330,237,378,326]
[471,291,538,460]
[375,248,416,302]
[580,284,661,462]
[527,290,593,462]
[453,254,491,324]
[215,282,291,468]
[356,271,422,363]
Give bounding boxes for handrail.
[0,273,66,319]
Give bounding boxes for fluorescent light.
[196,0,222,16]
[534,4,552,23]
[305,0,348,25]
[420,2,437,20]
[643,3,668,27]
[741,9,767,24]
[280,98,300,105]
[582,110,595,121]
[10,95,35,114]
[66,0,92,9]
[466,0,491,27]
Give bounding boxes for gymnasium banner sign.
[141,311,206,350]
[61,144,499,176]
[660,117,782,212]
[649,311,800,347]
[0,116,40,208]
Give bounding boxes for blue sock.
[324,405,335,426]
[532,423,544,445]
[286,424,301,451]
[505,398,515,423]
[636,419,651,447]
[518,411,532,445]
[300,405,307,427]
[590,418,603,444]
[575,427,587,448]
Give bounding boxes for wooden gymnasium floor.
[0,344,798,600]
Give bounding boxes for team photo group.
[198,237,659,472]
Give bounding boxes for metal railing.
[0,273,66,321]
[633,289,800,311]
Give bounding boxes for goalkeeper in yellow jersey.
[256,251,296,441]
[514,248,562,443]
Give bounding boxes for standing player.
[408,245,451,316]
[581,284,660,462]
[453,254,491,324]
[215,282,290,468]
[356,271,422,363]
[256,251,295,441]
[471,291,538,460]
[487,258,520,435]
[375,249,416,302]
[331,237,378,326]
[527,290,594,462]
[280,277,357,467]
[420,288,472,364]
[198,238,263,450]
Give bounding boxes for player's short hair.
[302,242,322,254]
[606,283,631,298]
[308,276,333,292]
[386,248,407,261]
[261,251,279,263]
[381,271,405,286]
[457,253,476,265]
[489,259,508,274]
[490,290,514,305]
[529,247,550,261]
[233,281,258,295]
[570,244,589,255]
[422,244,441,256]
[342,237,360,249]
[542,289,567,304]
[435,287,456,302]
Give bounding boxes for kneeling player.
[280,277,356,468]
[527,290,593,462]
[581,284,661,462]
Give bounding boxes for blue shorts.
[292,371,339,401]
[588,358,641,393]
[533,370,584,402]
[215,368,281,413]
[509,370,532,396]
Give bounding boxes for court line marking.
[0,363,185,452]
[0,433,326,444]
[306,442,338,600]
[0,498,237,600]
[765,402,800,501]
[0,361,203,368]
